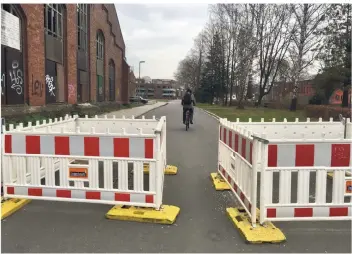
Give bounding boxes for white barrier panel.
[218,118,258,226]
[2,115,167,209]
[233,117,347,139]
[259,138,352,223]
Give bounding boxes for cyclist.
[181,88,196,124]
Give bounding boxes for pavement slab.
[1,100,351,253]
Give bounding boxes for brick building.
[1,4,130,106]
[128,70,136,97]
[267,79,315,102]
[136,79,179,99]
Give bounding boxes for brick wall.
[2,4,127,108]
[66,4,77,105]
[128,70,136,97]
[89,4,124,103]
[22,4,45,106]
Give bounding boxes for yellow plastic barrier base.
[226,207,286,244]
[210,172,231,191]
[164,165,178,175]
[1,198,31,220]
[143,164,178,175]
[105,205,180,225]
[327,171,351,179]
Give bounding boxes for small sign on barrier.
[345,179,352,195]
[69,167,88,180]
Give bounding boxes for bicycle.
[185,109,190,131]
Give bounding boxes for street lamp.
[138,60,145,97]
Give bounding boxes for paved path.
[1,100,351,253]
[104,101,167,118]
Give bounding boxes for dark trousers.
[183,108,193,123]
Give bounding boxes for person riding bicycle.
[181,88,196,124]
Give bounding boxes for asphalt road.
[2,100,351,253]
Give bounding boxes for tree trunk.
[257,86,265,106]
[342,4,351,108]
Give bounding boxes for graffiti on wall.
[68,84,76,100]
[1,73,5,96]
[31,75,44,97]
[45,74,55,97]
[45,59,57,103]
[1,46,24,104]
[9,60,23,95]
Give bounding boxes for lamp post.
[138,60,145,97]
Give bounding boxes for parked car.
[129,96,148,104]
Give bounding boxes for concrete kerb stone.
[197,107,220,121]
[135,102,168,118]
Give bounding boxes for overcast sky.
[115,4,209,80]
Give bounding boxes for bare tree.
[289,4,328,111]
[252,4,295,105]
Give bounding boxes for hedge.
[304,105,351,121]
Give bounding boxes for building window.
[96,31,104,101]
[96,31,104,60]
[77,4,88,51]
[44,4,63,40]
[109,60,115,101]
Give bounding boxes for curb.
[197,107,220,121]
[135,102,169,118]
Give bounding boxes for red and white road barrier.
[218,118,352,226]
[1,114,167,209]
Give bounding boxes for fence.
[1,114,167,210]
[218,118,352,227]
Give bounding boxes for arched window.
[109,60,115,101]
[96,31,105,102]
[44,4,65,103]
[1,4,25,105]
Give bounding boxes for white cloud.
[115,3,209,79]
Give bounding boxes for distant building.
[268,79,315,102]
[136,78,178,99]
[128,70,136,97]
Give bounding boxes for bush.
[2,102,127,127]
[305,105,351,121]
[308,94,324,105]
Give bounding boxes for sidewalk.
[104,102,168,118]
